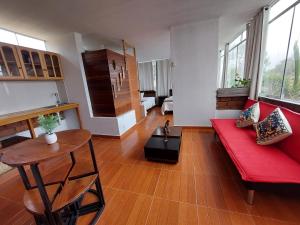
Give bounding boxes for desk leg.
[88,139,105,206]
[75,107,83,129]
[30,164,58,225]
[17,166,31,190]
[26,119,37,139]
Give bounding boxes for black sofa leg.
[247,190,255,205]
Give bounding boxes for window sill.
[258,96,300,113]
[217,87,249,97]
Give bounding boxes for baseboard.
[92,134,120,139]
[180,126,214,132]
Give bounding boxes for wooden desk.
[1,129,105,225]
[0,103,82,139]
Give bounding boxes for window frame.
[219,30,247,88]
[260,0,300,104]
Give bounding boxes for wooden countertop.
[0,103,79,126]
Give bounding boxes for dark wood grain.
[52,174,97,212]
[82,49,132,117]
[1,129,91,166]
[216,96,248,110]
[23,183,60,214]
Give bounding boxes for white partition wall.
[171,19,219,126]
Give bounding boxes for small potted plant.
[38,114,60,144]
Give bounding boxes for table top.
[0,129,91,166]
[145,137,181,152]
[152,126,182,138]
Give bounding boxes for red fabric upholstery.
[211,99,300,184]
[244,99,257,110]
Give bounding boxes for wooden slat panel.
[216,96,248,110]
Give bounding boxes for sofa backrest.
[277,106,300,163]
[244,99,257,110]
[244,99,300,163]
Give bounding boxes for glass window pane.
[0,29,18,45]
[16,34,46,50]
[282,5,300,103]
[236,41,246,78]
[226,48,237,88]
[261,9,294,98]
[229,35,242,50]
[269,0,297,21]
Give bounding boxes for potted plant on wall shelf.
[38,114,60,144]
[217,74,251,97]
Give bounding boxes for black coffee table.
[144,126,182,163]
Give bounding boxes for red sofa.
[211,99,300,204]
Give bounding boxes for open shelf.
[52,174,98,212]
[23,183,61,215]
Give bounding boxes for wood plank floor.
[1,107,300,225]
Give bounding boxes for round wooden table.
[1,129,105,225]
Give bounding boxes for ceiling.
[0,0,271,57]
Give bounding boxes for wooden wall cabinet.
[0,42,63,81]
[82,49,132,117]
[0,43,24,79]
[18,46,48,79]
[43,52,63,80]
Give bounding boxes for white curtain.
[244,7,269,99]
[138,62,154,91]
[156,59,171,96]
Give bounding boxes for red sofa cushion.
[211,118,300,183]
[244,99,300,163]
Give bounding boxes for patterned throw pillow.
[236,103,260,128]
[256,108,292,145]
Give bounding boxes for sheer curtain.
[244,7,269,99]
[156,59,171,96]
[138,62,154,91]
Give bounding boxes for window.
[260,0,300,103]
[0,28,46,50]
[220,31,247,88]
[218,50,224,87]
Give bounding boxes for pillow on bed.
[255,108,292,145]
[236,102,260,128]
[140,92,144,99]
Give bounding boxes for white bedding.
[141,97,156,111]
[161,96,173,115]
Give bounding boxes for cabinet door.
[19,48,36,78]
[43,53,55,78]
[0,43,23,79]
[0,49,9,78]
[51,54,63,78]
[31,51,47,78]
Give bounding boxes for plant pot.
[44,133,57,145]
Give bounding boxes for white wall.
[171,19,219,127]
[215,110,241,119]
[133,30,170,62]
[0,81,59,115]
[46,32,136,136]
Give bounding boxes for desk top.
[0,103,79,126]
[0,129,91,166]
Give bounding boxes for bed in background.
[161,96,173,115]
[140,91,157,112]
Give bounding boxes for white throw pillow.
[236,102,260,128]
